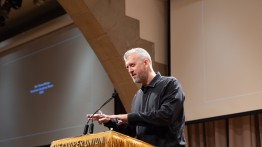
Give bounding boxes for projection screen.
[0,24,114,146]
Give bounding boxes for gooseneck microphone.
[83,90,118,135]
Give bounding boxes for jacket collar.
[141,72,161,93]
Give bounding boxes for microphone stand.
[83,90,118,135]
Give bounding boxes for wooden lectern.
[50,131,154,147]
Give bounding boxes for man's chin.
[132,78,140,83]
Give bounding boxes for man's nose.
[128,67,133,73]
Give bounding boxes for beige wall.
[171,0,262,121]
[126,0,168,64]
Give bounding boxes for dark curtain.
[185,112,262,147]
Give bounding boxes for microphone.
[83,122,89,135]
[83,90,118,135]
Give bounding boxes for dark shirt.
[104,73,186,147]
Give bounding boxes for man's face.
[125,54,147,84]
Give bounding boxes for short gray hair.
[123,48,152,66]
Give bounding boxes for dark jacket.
[105,73,186,147]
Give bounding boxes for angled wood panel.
[57,0,153,112]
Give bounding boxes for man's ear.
[144,59,149,66]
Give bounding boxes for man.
[87,48,186,147]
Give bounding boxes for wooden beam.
[57,0,140,112]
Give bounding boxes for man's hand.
[86,113,110,124]
[86,113,128,125]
